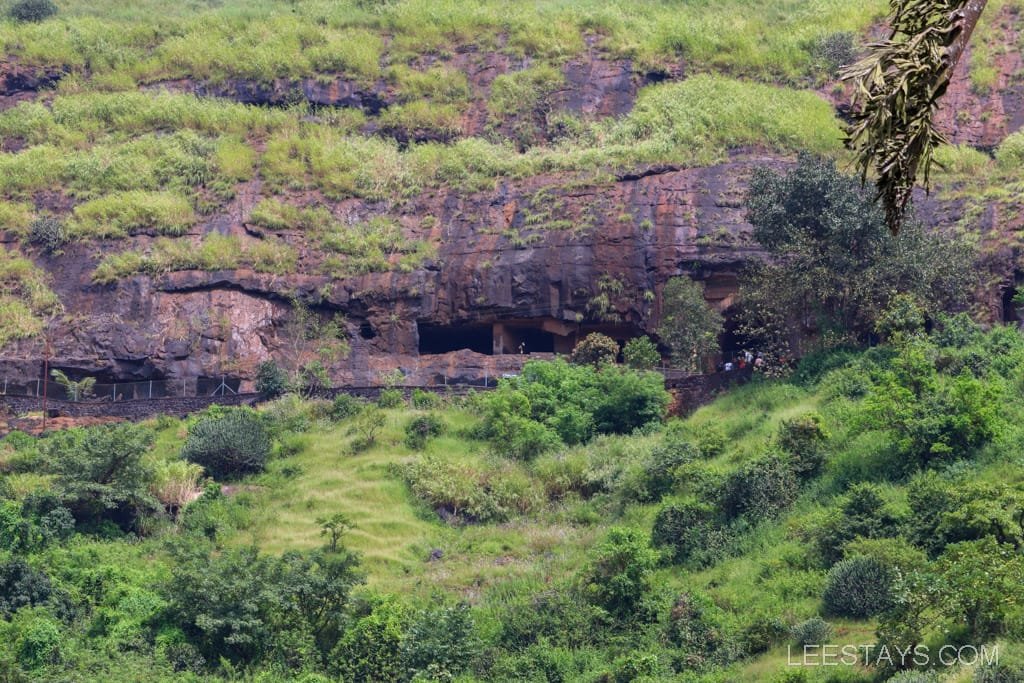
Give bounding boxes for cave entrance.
[418,323,494,355]
[1003,284,1021,323]
[493,322,556,355]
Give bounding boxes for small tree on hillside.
[278,295,349,394]
[623,336,661,370]
[657,277,723,372]
[570,333,619,367]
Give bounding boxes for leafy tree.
[181,408,270,480]
[570,333,619,367]
[0,559,52,618]
[317,513,350,553]
[279,295,348,394]
[622,336,661,370]
[349,406,386,452]
[40,423,156,528]
[740,155,974,359]
[581,527,659,621]
[254,360,288,398]
[932,537,1024,640]
[863,338,1003,469]
[657,277,723,372]
[332,597,407,682]
[400,602,480,682]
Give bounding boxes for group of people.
[719,350,764,373]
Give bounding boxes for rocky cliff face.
[0,27,1019,388]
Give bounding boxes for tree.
[843,0,988,233]
[49,369,96,402]
[658,277,723,372]
[278,295,349,394]
[317,513,351,553]
[570,332,619,367]
[580,527,659,621]
[740,154,974,360]
[623,336,661,370]
[40,423,156,528]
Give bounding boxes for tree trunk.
[944,0,988,76]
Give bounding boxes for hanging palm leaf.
[842,0,987,233]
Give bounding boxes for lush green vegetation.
[6,322,1024,680]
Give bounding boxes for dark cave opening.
[1003,285,1020,323]
[418,323,493,355]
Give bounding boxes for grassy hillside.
[5,318,1024,681]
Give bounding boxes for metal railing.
[1,376,242,402]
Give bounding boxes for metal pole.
[41,334,50,431]
[149,380,153,399]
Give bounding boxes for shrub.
[181,409,270,480]
[581,527,659,620]
[404,413,445,450]
[254,360,288,398]
[329,394,364,421]
[651,500,724,567]
[27,217,66,254]
[493,415,561,460]
[400,603,480,681]
[720,455,798,521]
[332,598,407,682]
[570,333,619,367]
[404,455,540,523]
[623,336,661,370]
[790,617,833,647]
[666,591,734,664]
[996,131,1024,169]
[411,388,440,409]
[377,388,404,409]
[822,556,895,618]
[8,0,57,22]
[0,559,52,618]
[349,407,387,452]
[777,413,827,479]
[643,437,699,501]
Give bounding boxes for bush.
[329,394,364,421]
[570,333,619,367]
[658,277,723,372]
[332,598,407,682]
[400,603,480,681]
[404,413,445,450]
[8,0,57,22]
[777,413,827,479]
[411,388,440,409]
[666,591,735,665]
[623,336,661,370]
[643,437,699,501]
[0,559,52,618]
[27,217,66,254]
[181,409,270,480]
[349,407,387,452]
[651,500,728,567]
[720,455,798,522]
[790,617,833,647]
[822,556,895,618]
[255,361,288,398]
[581,527,659,620]
[377,388,404,408]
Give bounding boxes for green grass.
[70,191,196,239]
[0,245,61,348]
